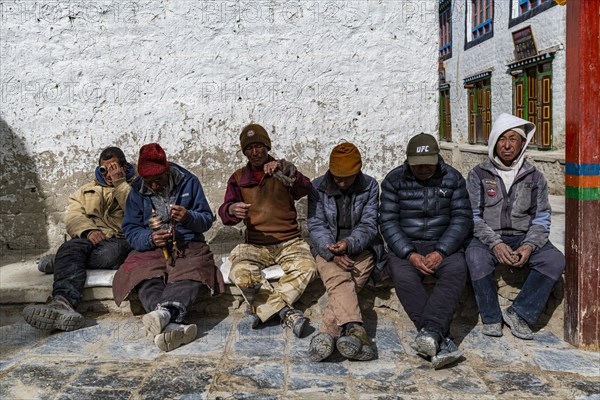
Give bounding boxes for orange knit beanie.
[329,142,362,177]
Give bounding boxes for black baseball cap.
[407,133,440,166]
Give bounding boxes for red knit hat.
[137,143,169,177]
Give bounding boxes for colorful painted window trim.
[518,0,550,16]
[471,0,493,40]
[440,0,452,59]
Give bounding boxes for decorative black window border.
[509,0,557,28]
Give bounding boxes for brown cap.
[407,133,439,166]
[329,142,362,177]
[240,124,271,152]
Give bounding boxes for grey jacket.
[466,158,551,250]
[307,172,386,268]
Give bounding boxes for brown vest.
[235,169,301,245]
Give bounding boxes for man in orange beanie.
[218,123,317,338]
[112,143,225,352]
[307,142,386,361]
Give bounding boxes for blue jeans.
[53,238,131,307]
[466,236,565,325]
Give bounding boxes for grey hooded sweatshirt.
[466,113,551,250]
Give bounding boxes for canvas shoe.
[154,323,198,352]
[142,308,171,336]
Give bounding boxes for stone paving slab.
[1,308,598,400]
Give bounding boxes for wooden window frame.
[439,87,452,142]
[465,76,492,144]
[512,60,553,149]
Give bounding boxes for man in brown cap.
[379,133,472,369]
[218,124,316,338]
[307,142,386,361]
[112,143,224,352]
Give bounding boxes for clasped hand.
[493,243,532,268]
[409,251,443,275]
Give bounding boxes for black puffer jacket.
[379,157,472,259]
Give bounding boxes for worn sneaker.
[22,295,84,331]
[281,308,307,338]
[308,332,335,362]
[154,323,197,352]
[244,307,261,330]
[414,328,442,358]
[336,325,376,361]
[502,306,533,340]
[142,309,171,336]
[431,336,463,370]
[482,322,503,337]
[38,254,56,274]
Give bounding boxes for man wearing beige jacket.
[23,146,135,332]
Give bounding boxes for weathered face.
[332,173,357,190]
[244,143,269,170]
[409,164,437,181]
[143,171,170,192]
[496,130,524,166]
[99,156,120,186]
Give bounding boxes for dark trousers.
[387,242,467,336]
[466,236,565,325]
[53,238,131,308]
[137,278,203,323]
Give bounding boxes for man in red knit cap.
[113,143,224,352]
[219,123,317,338]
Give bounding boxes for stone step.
[0,195,565,313]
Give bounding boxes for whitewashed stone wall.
[440,0,566,194]
[0,0,439,251]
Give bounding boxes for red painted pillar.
[564,0,600,350]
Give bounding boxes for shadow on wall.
[0,117,49,262]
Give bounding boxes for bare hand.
[327,240,348,255]
[409,252,434,275]
[229,202,252,219]
[151,229,172,248]
[87,230,106,246]
[424,251,443,271]
[333,254,355,270]
[493,243,517,266]
[106,162,125,184]
[512,244,533,268]
[169,204,189,222]
[263,161,280,176]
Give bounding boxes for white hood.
[488,113,536,170]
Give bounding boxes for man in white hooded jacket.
[465,114,565,340]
